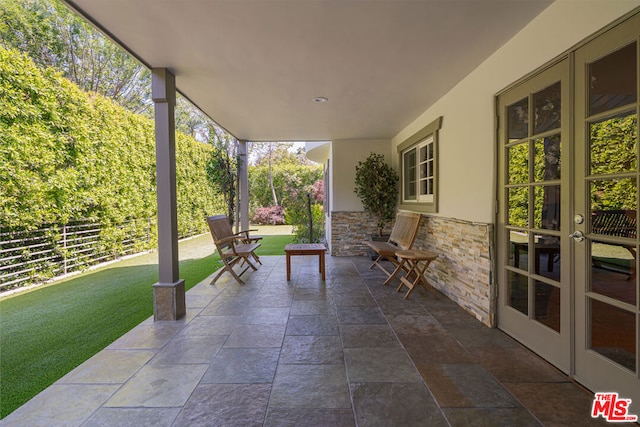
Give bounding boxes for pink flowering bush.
[251,205,286,225]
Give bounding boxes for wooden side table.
[393,250,438,299]
[285,243,326,281]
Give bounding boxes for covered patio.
[2,255,604,426]
[30,0,640,420]
[58,0,561,324]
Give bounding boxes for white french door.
[573,14,640,406]
[497,11,640,407]
[497,59,571,373]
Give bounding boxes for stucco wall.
[330,139,391,211]
[391,0,640,224]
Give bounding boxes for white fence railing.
[0,218,155,290]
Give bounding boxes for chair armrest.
[217,235,240,246]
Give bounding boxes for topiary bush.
[354,152,398,236]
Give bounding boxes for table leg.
[286,253,291,281]
[320,251,325,280]
[546,249,554,272]
[397,259,435,300]
[383,258,407,286]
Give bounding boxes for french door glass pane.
[534,135,561,181]
[590,179,637,223]
[533,233,561,279]
[590,298,636,372]
[535,280,560,332]
[589,42,637,116]
[591,208,637,239]
[508,97,529,142]
[509,230,528,271]
[590,113,638,175]
[508,186,528,227]
[508,142,528,184]
[534,82,561,134]
[508,270,528,315]
[590,241,636,305]
[534,185,560,230]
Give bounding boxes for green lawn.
[0,231,293,418]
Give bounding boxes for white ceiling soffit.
[64,0,552,142]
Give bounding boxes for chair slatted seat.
[364,211,422,281]
[207,215,261,285]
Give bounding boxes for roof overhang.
[63,0,553,142]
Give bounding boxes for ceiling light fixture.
[312,96,328,103]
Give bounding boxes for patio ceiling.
[63,0,552,142]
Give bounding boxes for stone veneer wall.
[330,211,495,327]
[330,211,395,257]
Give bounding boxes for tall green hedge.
[0,46,223,235]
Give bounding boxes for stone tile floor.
[1,255,627,426]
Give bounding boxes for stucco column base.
[153,280,186,321]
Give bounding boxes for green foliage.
[177,132,226,235]
[590,115,637,211]
[0,46,222,239]
[248,163,323,216]
[354,152,398,235]
[207,145,237,222]
[507,115,637,228]
[287,202,324,243]
[0,0,152,115]
[590,115,637,176]
[507,187,528,228]
[0,0,65,72]
[251,142,308,168]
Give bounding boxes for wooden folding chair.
[235,225,263,265]
[207,215,261,284]
[364,211,422,283]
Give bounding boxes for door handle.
[569,231,585,242]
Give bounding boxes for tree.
[175,96,210,142]
[251,142,295,166]
[248,163,323,213]
[0,0,65,72]
[250,142,294,206]
[0,0,152,115]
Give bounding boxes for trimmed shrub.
[0,46,224,235]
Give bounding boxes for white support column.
[238,140,249,231]
[151,68,185,321]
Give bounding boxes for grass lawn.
[0,230,293,419]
